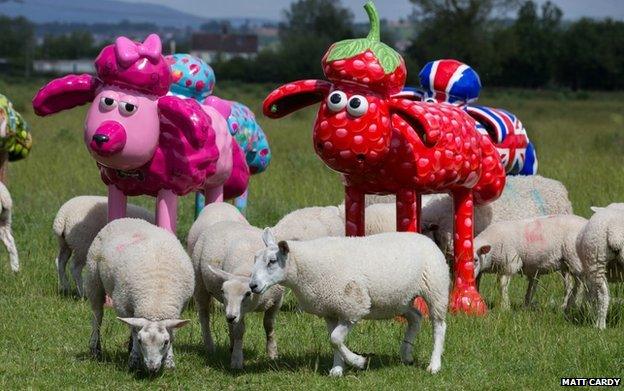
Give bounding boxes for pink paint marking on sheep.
[115,232,147,252]
[32,34,250,232]
[523,219,545,244]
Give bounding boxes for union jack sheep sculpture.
[32,34,250,233]
[263,1,506,315]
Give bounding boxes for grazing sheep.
[85,218,194,373]
[53,196,153,296]
[473,215,587,310]
[250,229,449,377]
[272,206,344,241]
[192,221,284,369]
[0,182,18,272]
[363,193,441,209]
[186,202,247,253]
[423,175,573,259]
[576,206,624,329]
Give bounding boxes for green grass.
[0,79,622,389]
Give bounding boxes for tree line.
[0,0,623,90]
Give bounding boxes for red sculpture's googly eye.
[99,96,117,112]
[327,91,347,112]
[347,95,368,117]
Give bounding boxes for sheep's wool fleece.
[284,232,449,321]
[88,218,194,320]
[577,208,624,281]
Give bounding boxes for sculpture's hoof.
[449,286,487,316]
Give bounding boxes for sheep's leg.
[325,319,345,377]
[194,281,215,354]
[88,278,105,359]
[228,319,245,369]
[164,333,176,369]
[128,329,142,371]
[427,316,447,374]
[107,184,127,222]
[264,299,281,359]
[345,186,364,237]
[400,307,422,365]
[0,224,19,272]
[396,189,420,232]
[56,239,72,294]
[329,320,367,371]
[561,272,575,310]
[71,252,86,298]
[449,188,487,315]
[524,274,540,308]
[156,189,178,234]
[594,274,610,330]
[498,274,511,310]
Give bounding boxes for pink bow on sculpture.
[115,33,162,68]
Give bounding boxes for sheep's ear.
[477,244,491,256]
[423,222,439,232]
[262,227,277,247]
[161,319,191,330]
[263,80,332,119]
[117,317,149,329]
[590,206,604,213]
[278,241,290,256]
[32,74,100,116]
[205,265,235,286]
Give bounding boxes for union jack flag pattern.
[402,59,538,175]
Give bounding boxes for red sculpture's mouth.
[89,120,127,157]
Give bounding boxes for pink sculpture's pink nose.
[90,121,126,157]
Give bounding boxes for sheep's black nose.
[249,283,258,292]
[92,134,109,145]
[226,315,236,323]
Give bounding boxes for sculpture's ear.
[263,80,332,119]
[32,74,101,116]
[391,87,425,102]
[388,99,441,147]
[158,95,212,149]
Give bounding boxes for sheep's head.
[250,228,289,294]
[117,317,189,374]
[205,265,259,324]
[473,243,492,278]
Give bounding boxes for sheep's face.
[222,277,258,324]
[473,244,492,278]
[85,86,161,170]
[118,317,189,373]
[250,229,289,295]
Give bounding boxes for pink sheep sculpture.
[32,34,250,232]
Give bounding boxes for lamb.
[576,206,624,329]
[0,181,18,272]
[186,202,247,253]
[423,175,573,259]
[53,196,154,296]
[250,229,449,377]
[192,221,283,369]
[85,218,194,373]
[473,215,587,311]
[271,206,344,241]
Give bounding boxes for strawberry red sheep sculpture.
[32,34,249,233]
[263,1,506,315]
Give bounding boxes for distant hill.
[0,0,211,28]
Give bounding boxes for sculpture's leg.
[194,192,206,220]
[156,189,178,234]
[204,186,224,204]
[396,189,420,232]
[107,184,127,222]
[449,189,487,315]
[234,189,249,215]
[345,186,365,237]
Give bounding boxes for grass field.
[0,78,622,389]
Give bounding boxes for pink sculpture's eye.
[119,101,138,116]
[99,96,117,112]
[327,91,347,112]
[346,95,368,117]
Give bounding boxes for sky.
[121,0,624,21]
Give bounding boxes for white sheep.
[85,218,194,373]
[192,221,284,369]
[473,215,587,310]
[250,229,449,377]
[186,202,247,254]
[0,181,18,272]
[576,206,624,329]
[422,175,573,259]
[53,196,153,296]
[271,206,345,241]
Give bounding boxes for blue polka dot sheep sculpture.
[166,54,272,215]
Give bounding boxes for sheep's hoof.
[164,358,175,369]
[329,366,344,377]
[449,285,487,316]
[351,355,368,370]
[230,358,244,370]
[426,362,441,374]
[90,345,102,360]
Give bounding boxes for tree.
[0,16,34,74]
[278,0,355,79]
